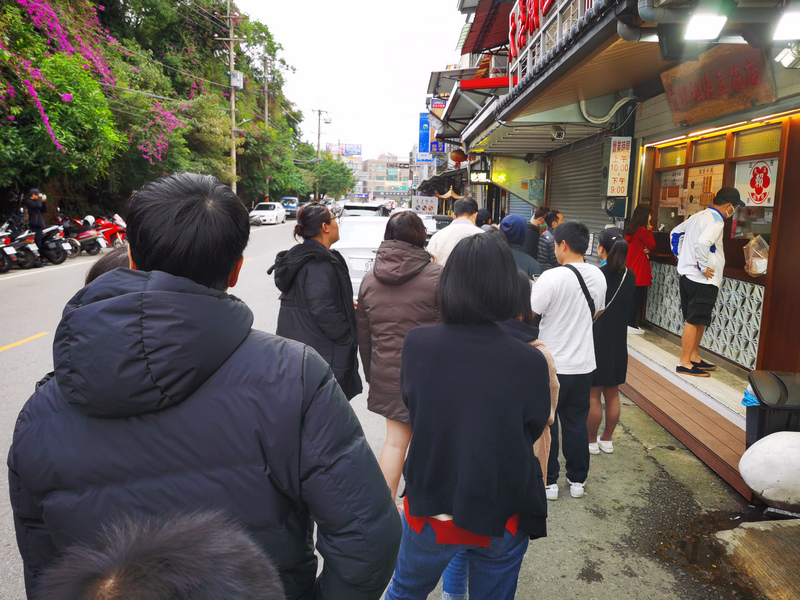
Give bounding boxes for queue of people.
[8,173,677,600]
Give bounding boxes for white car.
[249,202,286,225]
[332,216,389,298]
[340,202,391,217]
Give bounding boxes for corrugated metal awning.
[462,0,513,56]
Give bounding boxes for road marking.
[0,258,97,283]
[0,332,49,353]
[243,257,254,263]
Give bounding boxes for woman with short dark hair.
[356,211,441,501]
[588,228,636,455]
[385,233,552,600]
[271,203,362,399]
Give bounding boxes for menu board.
[659,169,684,207]
[687,164,724,207]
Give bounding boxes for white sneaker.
[627,326,644,335]
[545,484,559,501]
[567,479,585,498]
[598,439,614,454]
[588,442,600,455]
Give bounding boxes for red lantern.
[450,149,468,163]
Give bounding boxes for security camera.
[550,125,566,141]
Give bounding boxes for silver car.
[332,216,389,298]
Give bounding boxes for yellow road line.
[0,332,49,353]
[243,257,254,263]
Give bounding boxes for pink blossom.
[8,116,14,121]
[61,93,72,102]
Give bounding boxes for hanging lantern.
[450,148,468,163]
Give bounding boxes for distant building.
[358,154,413,200]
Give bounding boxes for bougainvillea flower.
[61,93,73,102]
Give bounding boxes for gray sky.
[235,0,467,160]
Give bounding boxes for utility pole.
[312,108,329,201]
[228,0,236,195]
[264,53,270,200]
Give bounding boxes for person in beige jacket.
[426,197,483,266]
[356,211,442,500]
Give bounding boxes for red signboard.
[509,0,556,60]
[661,45,777,127]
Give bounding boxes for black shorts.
[679,275,719,327]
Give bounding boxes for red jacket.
[626,226,655,287]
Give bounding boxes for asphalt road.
[0,223,764,599]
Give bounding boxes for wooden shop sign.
[661,45,777,127]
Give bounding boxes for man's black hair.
[544,210,561,228]
[439,232,520,324]
[534,206,548,220]
[453,197,478,218]
[554,220,591,255]
[127,173,249,291]
[37,511,286,600]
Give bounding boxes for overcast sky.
[235,0,467,160]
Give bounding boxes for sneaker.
[545,484,559,501]
[692,359,717,371]
[627,326,644,335]
[598,439,614,454]
[676,365,710,377]
[567,479,585,498]
[588,442,600,455]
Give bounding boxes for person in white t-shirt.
[669,187,744,377]
[530,220,606,501]
[426,197,483,266]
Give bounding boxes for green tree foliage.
[313,155,355,200]
[0,0,309,217]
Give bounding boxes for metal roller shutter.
[548,140,613,259]
[508,192,534,219]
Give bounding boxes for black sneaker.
[676,365,710,377]
[692,359,717,371]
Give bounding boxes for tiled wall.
[645,262,763,370]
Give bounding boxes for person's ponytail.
[598,227,628,273]
[294,203,330,241]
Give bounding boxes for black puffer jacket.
[8,269,400,600]
[538,228,558,271]
[272,241,362,400]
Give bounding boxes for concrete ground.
[353,391,767,600]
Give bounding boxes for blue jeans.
[384,512,529,600]
[442,551,468,600]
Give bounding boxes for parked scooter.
[55,214,107,256]
[39,224,70,264]
[0,231,19,273]
[1,219,40,269]
[95,214,127,247]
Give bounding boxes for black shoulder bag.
[563,264,596,319]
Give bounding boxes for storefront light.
[645,135,686,147]
[751,107,800,122]
[685,13,727,40]
[688,121,747,137]
[774,7,800,41]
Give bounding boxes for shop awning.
[427,67,479,96]
[462,0,514,56]
[437,81,497,141]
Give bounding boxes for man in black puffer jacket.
[7,173,401,600]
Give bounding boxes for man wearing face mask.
[670,187,745,377]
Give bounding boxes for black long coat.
[8,269,399,600]
[272,241,363,400]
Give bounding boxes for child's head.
[85,247,130,285]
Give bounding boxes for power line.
[99,82,193,103]
[180,0,227,30]
[183,0,228,27]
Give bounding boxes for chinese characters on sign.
[734,159,777,206]
[509,0,556,60]
[430,141,446,153]
[411,196,437,215]
[606,137,631,196]
[661,45,777,127]
[469,170,490,183]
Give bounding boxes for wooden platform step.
[620,356,752,501]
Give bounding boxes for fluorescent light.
[774,10,800,41]
[688,122,747,137]
[645,135,686,147]
[685,13,727,40]
[751,108,800,122]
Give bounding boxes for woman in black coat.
[271,203,362,399]
[588,228,635,455]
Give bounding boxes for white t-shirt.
[530,262,607,375]
[427,217,484,266]
[670,206,725,288]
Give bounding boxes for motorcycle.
[1,217,41,269]
[95,214,127,247]
[55,214,107,256]
[0,231,19,273]
[39,224,70,264]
